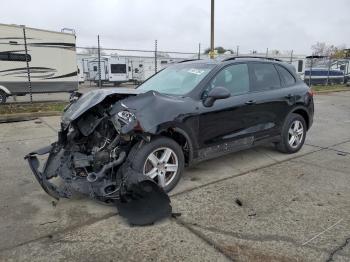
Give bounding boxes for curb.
[0,111,62,123]
[313,88,350,94]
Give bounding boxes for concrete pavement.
[0,91,350,261]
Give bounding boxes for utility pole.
[210,0,215,59]
[154,40,158,74]
[97,35,101,88]
[198,43,201,59]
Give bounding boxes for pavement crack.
[39,220,57,226]
[184,222,334,255]
[0,212,116,254]
[326,236,350,262]
[187,222,300,246]
[172,217,233,261]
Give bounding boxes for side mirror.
[203,86,230,107]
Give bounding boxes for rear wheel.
[276,113,306,154]
[128,136,184,192]
[0,90,7,104]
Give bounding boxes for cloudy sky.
[2,0,349,55]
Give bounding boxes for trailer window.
[111,64,126,74]
[298,60,303,72]
[0,52,31,62]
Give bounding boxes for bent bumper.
[24,144,70,200]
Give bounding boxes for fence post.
[198,43,201,60]
[22,26,32,103]
[308,58,313,87]
[97,35,102,88]
[326,57,331,85]
[154,40,158,74]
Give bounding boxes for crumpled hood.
[112,91,196,133]
[62,88,144,127]
[62,87,197,134]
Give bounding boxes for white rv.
[0,23,78,103]
[77,60,85,84]
[87,56,129,86]
[128,56,180,83]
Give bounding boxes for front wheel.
[276,113,306,154]
[128,136,184,192]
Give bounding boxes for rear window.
[249,63,281,91]
[276,65,296,86]
[111,64,126,74]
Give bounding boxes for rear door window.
[208,63,250,96]
[276,65,296,87]
[249,63,281,92]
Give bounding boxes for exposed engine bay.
[25,89,173,225]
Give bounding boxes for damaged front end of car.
[25,89,172,225]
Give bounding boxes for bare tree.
[79,46,106,56]
[311,42,347,58]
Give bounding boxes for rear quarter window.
[276,65,296,87]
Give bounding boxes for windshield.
[138,63,215,95]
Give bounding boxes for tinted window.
[276,65,295,86]
[208,63,249,95]
[0,52,31,62]
[250,63,281,91]
[111,64,126,74]
[298,60,303,72]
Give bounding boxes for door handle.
[285,94,293,99]
[245,100,256,105]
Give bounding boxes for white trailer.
[127,56,181,83]
[87,56,129,86]
[0,23,78,103]
[77,60,85,83]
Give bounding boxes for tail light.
[308,89,314,97]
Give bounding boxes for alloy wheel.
[288,120,304,148]
[143,147,179,188]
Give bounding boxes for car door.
[197,63,258,158]
[246,62,292,140]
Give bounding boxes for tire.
[128,136,184,192]
[276,113,306,154]
[0,90,7,104]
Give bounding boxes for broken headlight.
[111,111,138,133]
[117,111,136,123]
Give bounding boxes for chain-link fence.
[304,56,350,86]
[76,37,200,88]
[1,25,350,104]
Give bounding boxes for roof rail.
[176,59,201,63]
[222,56,282,62]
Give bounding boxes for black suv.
[26,57,314,201]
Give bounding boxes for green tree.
[204,46,234,54]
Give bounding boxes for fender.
[0,85,11,95]
[287,105,311,129]
[156,122,197,166]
